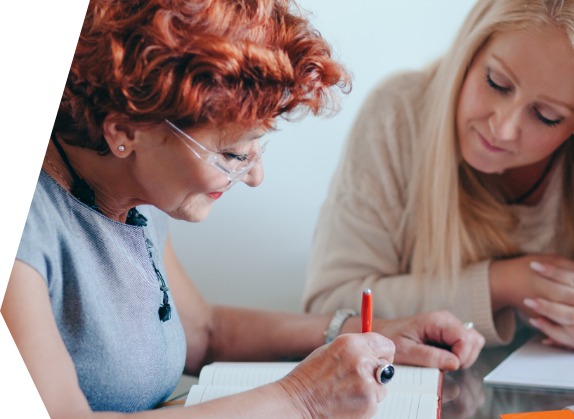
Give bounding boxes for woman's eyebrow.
[492,53,574,112]
[537,95,574,113]
[491,54,519,87]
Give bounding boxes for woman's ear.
[102,113,137,158]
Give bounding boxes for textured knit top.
[304,70,568,346]
[16,171,186,412]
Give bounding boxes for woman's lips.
[478,132,509,153]
[208,192,223,200]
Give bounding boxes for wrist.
[489,260,510,311]
[274,379,314,419]
[323,309,358,344]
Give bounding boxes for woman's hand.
[371,311,485,371]
[278,333,395,419]
[490,255,574,349]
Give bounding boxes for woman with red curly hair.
[2,0,483,416]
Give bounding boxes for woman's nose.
[242,160,264,187]
[489,104,521,142]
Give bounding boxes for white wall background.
[169,0,477,312]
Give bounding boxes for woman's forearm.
[205,306,331,363]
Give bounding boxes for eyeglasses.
[164,119,268,188]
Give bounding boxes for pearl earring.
[118,145,125,152]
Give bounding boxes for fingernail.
[523,298,537,309]
[530,261,545,272]
[445,356,460,371]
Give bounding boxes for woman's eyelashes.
[486,71,511,94]
[223,152,248,162]
[485,69,563,127]
[533,109,562,127]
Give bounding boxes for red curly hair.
[53,0,351,152]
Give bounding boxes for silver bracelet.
[323,309,358,344]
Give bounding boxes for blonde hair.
[410,0,574,288]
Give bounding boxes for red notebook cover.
[436,371,444,418]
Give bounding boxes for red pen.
[361,288,372,333]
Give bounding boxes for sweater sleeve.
[303,72,514,346]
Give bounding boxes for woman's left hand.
[522,259,574,349]
[372,310,485,370]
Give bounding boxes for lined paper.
[186,362,441,419]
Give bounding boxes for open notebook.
[185,362,443,419]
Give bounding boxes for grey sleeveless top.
[16,171,187,412]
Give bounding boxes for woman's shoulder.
[22,172,65,235]
[365,69,432,109]
[16,172,67,281]
[348,69,431,157]
[375,69,430,91]
[17,173,172,278]
[337,69,432,204]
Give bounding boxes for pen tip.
[363,288,372,295]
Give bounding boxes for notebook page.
[484,335,574,390]
[197,362,298,386]
[197,362,439,392]
[387,366,441,394]
[186,384,438,419]
[375,392,438,419]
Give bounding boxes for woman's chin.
[168,204,213,223]
[462,153,506,175]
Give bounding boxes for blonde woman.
[304,0,574,349]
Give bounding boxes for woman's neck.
[42,139,144,222]
[499,152,560,206]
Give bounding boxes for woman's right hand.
[490,254,574,348]
[277,333,395,419]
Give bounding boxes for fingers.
[524,298,574,327]
[330,333,395,389]
[421,312,485,369]
[529,316,574,349]
[530,260,574,288]
[376,311,485,371]
[525,297,574,349]
[331,333,393,410]
[356,334,395,390]
[541,337,574,350]
[449,327,485,369]
[358,333,395,391]
[362,332,396,362]
[395,339,461,370]
[375,363,395,385]
[284,333,394,418]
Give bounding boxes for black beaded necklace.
[505,150,560,205]
[50,136,171,322]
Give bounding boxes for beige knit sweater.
[303,70,565,346]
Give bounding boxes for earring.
[118,145,125,152]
